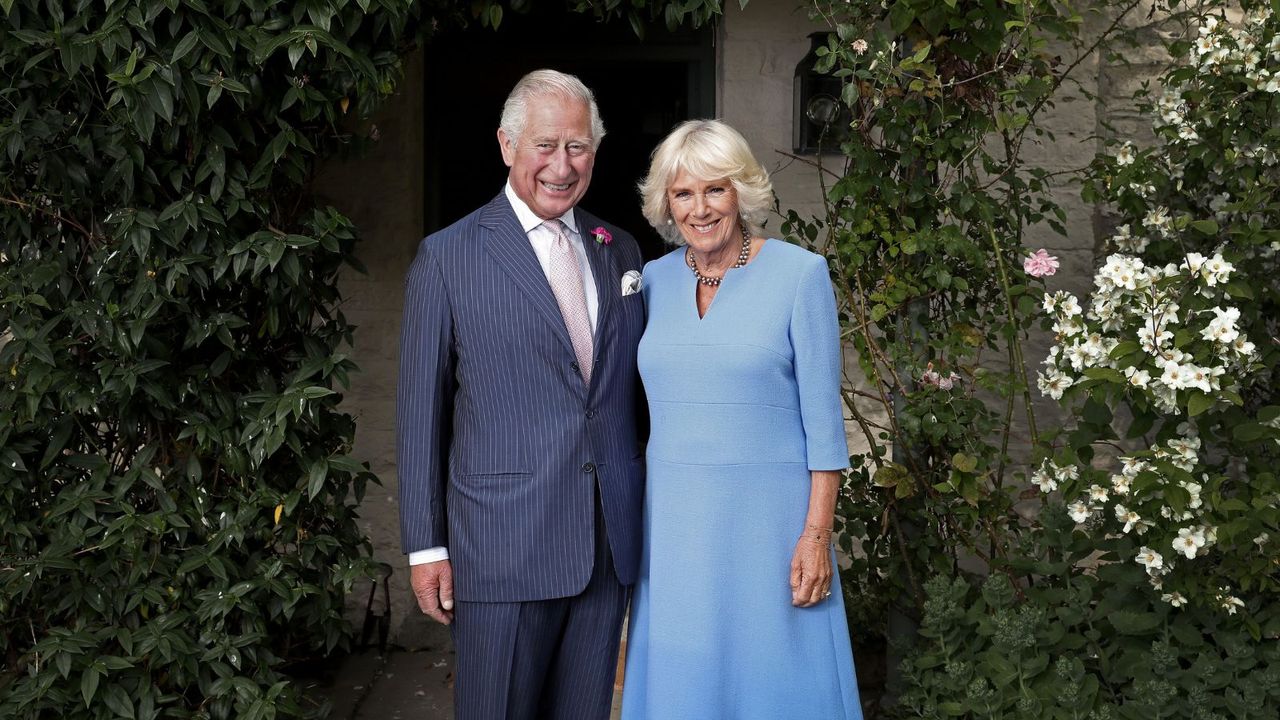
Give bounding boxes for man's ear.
[497,129,515,168]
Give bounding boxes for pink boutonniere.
[591,226,612,245]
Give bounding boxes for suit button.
[585,410,595,419]
[570,361,579,371]
[582,462,596,473]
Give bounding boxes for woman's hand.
[792,469,841,607]
[789,533,833,607]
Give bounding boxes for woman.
[622,119,862,719]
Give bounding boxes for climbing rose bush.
[1048,1,1280,618]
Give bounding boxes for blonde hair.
[639,120,773,244]
[500,69,606,149]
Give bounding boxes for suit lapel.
[580,220,615,343]
[478,195,576,358]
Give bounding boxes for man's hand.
[411,560,455,625]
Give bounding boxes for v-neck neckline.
[689,239,770,321]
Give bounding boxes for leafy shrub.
[0,0,733,714]
[886,2,1280,716]
[792,0,1109,636]
[0,0,415,715]
[794,0,1279,713]
[1063,1,1280,616]
[900,507,1280,719]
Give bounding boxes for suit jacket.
[397,192,647,602]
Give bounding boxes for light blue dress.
[621,240,862,719]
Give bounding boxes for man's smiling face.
[498,94,596,221]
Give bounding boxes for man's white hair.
[500,69,606,149]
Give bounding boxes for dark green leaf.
[1109,610,1162,635]
[1187,392,1214,417]
[81,666,101,707]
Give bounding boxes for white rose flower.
[1184,364,1217,393]
[1065,342,1092,371]
[1173,527,1206,559]
[1120,509,1143,534]
[1143,206,1171,235]
[1222,595,1245,615]
[1182,252,1208,277]
[1120,456,1148,477]
[1032,466,1058,493]
[1054,462,1079,483]
[1231,336,1256,357]
[1037,368,1074,400]
[1124,367,1151,388]
[1138,324,1174,355]
[1160,361,1192,390]
[1114,142,1135,166]
[1067,501,1092,524]
[1135,546,1163,571]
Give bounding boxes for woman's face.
[666,169,739,256]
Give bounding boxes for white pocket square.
[621,270,642,296]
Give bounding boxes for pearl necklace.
[687,224,751,287]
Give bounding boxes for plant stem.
[988,228,1040,446]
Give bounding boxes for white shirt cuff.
[408,547,449,565]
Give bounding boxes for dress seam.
[645,456,808,468]
[645,341,792,363]
[648,398,800,413]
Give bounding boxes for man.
[397,69,646,719]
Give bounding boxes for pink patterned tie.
[544,220,594,386]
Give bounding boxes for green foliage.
[568,0,728,36]
[793,0,1110,633]
[1058,0,1280,617]
[0,0,732,714]
[899,518,1280,719]
[796,0,1280,712]
[0,0,419,714]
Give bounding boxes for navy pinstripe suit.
[397,191,646,717]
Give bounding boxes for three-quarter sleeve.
[789,255,851,471]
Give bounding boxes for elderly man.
[397,69,646,719]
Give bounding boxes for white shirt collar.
[504,182,578,235]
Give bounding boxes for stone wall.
[312,50,424,628]
[319,0,1156,635]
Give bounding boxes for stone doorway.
[423,7,716,259]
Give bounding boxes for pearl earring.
[666,218,673,225]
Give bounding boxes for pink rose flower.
[591,226,612,245]
[1023,249,1059,277]
[920,362,960,390]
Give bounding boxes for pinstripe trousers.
[451,490,629,720]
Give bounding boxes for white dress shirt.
[408,185,600,566]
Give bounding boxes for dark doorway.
[424,8,715,260]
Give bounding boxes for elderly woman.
[621,119,862,719]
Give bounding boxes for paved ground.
[310,610,455,719]
[307,584,881,719]
[311,610,624,720]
